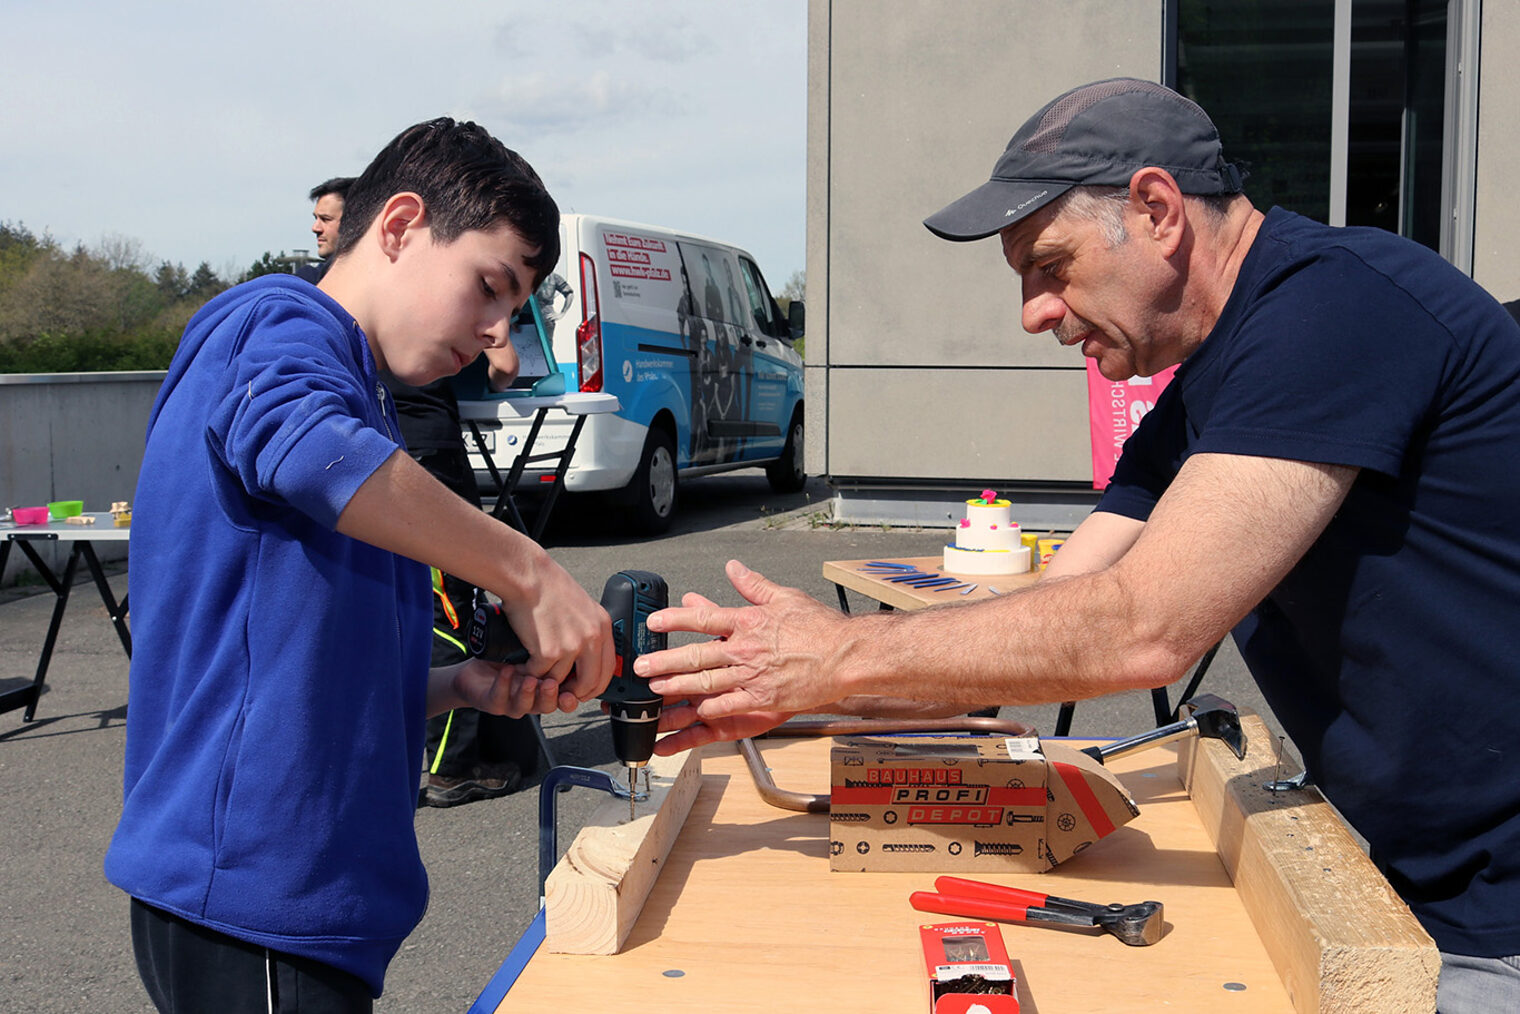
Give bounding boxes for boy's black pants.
[130,899,372,1013]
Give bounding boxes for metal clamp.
[536,765,644,897]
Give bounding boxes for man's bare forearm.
[642,454,1356,722]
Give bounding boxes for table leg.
[470,419,531,534]
[80,541,132,658]
[468,419,509,500]
[528,414,587,543]
[1150,686,1173,726]
[493,409,547,531]
[0,540,81,721]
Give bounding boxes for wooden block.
[544,749,702,954]
[1178,713,1439,1014]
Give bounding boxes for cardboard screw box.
[830,735,1139,873]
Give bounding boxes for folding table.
[460,392,620,541]
[1,513,131,721]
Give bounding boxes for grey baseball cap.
[923,78,1245,242]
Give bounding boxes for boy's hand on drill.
[451,657,565,718]
[504,558,616,710]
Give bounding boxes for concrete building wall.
[1,372,162,585]
[807,0,1162,524]
[810,0,1517,527]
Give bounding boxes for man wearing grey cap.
[634,78,1520,1010]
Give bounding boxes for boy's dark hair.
[309,176,356,202]
[333,118,560,285]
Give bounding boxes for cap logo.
[1006,190,1050,217]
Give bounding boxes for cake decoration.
[942,490,1031,575]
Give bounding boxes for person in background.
[386,331,538,808]
[634,79,1520,1013]
[296,176,354,282]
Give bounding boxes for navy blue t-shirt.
[1098,208,1520,957]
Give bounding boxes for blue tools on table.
[858,561,978,594]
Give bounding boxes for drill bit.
[628,767,637,821]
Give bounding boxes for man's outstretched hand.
[634,560,857,743]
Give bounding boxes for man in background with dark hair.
[297,176,355,282]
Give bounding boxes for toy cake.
[942,490,1031,575]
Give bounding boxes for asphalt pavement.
[0,470,1287,1013]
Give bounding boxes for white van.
[458,214,806,533]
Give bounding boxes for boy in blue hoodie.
[104,118,615,1013]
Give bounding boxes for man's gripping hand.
[633,560,855,728]
[652,702,797,755]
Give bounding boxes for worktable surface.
[1,513,131,541]
[499,736,1296,1012]
[457,391,620,420]
[824,556,1040,611]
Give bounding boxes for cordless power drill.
[465,570,668,815]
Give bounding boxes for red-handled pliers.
[910,875,1165,946]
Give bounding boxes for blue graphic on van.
[458,215,805,534]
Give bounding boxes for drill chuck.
[606,697,662,768]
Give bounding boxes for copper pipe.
[739,716,1037,813]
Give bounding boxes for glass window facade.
[1176,0,1449,253]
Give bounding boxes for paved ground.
[0,471,1290,1012]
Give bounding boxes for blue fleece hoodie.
[104,275,433,996]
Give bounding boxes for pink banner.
[1086,360,1177,489]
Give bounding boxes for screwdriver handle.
[910,890,1032,924]
[912,891,1098,931]
[935,876,1049,908]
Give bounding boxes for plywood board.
[1178,714,1439,1013]
[544,749,702,954]
[503,737,1301,1012]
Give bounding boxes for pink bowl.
[12,506,50,525]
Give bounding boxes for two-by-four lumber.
[1178,713,1438,1014]
[544,748,703,954]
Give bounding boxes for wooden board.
[504,738,1302,1012]
[543,749,703,954]
[1178,714,1439,1013]
[823,556,1040,611]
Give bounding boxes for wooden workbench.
[492,725,1435,1012]
[823,555,1040,612]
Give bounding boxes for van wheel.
[624,427,678,534]
[766,412,806,493]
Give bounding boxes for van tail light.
[577,315,603,392]
[577,252,603,393]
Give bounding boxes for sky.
[2,0,807,289]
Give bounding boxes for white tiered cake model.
[943,490,1031,575]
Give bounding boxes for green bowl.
[48,500,83,519]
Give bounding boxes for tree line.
[0,220,806,374]
[0,222,305,373]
